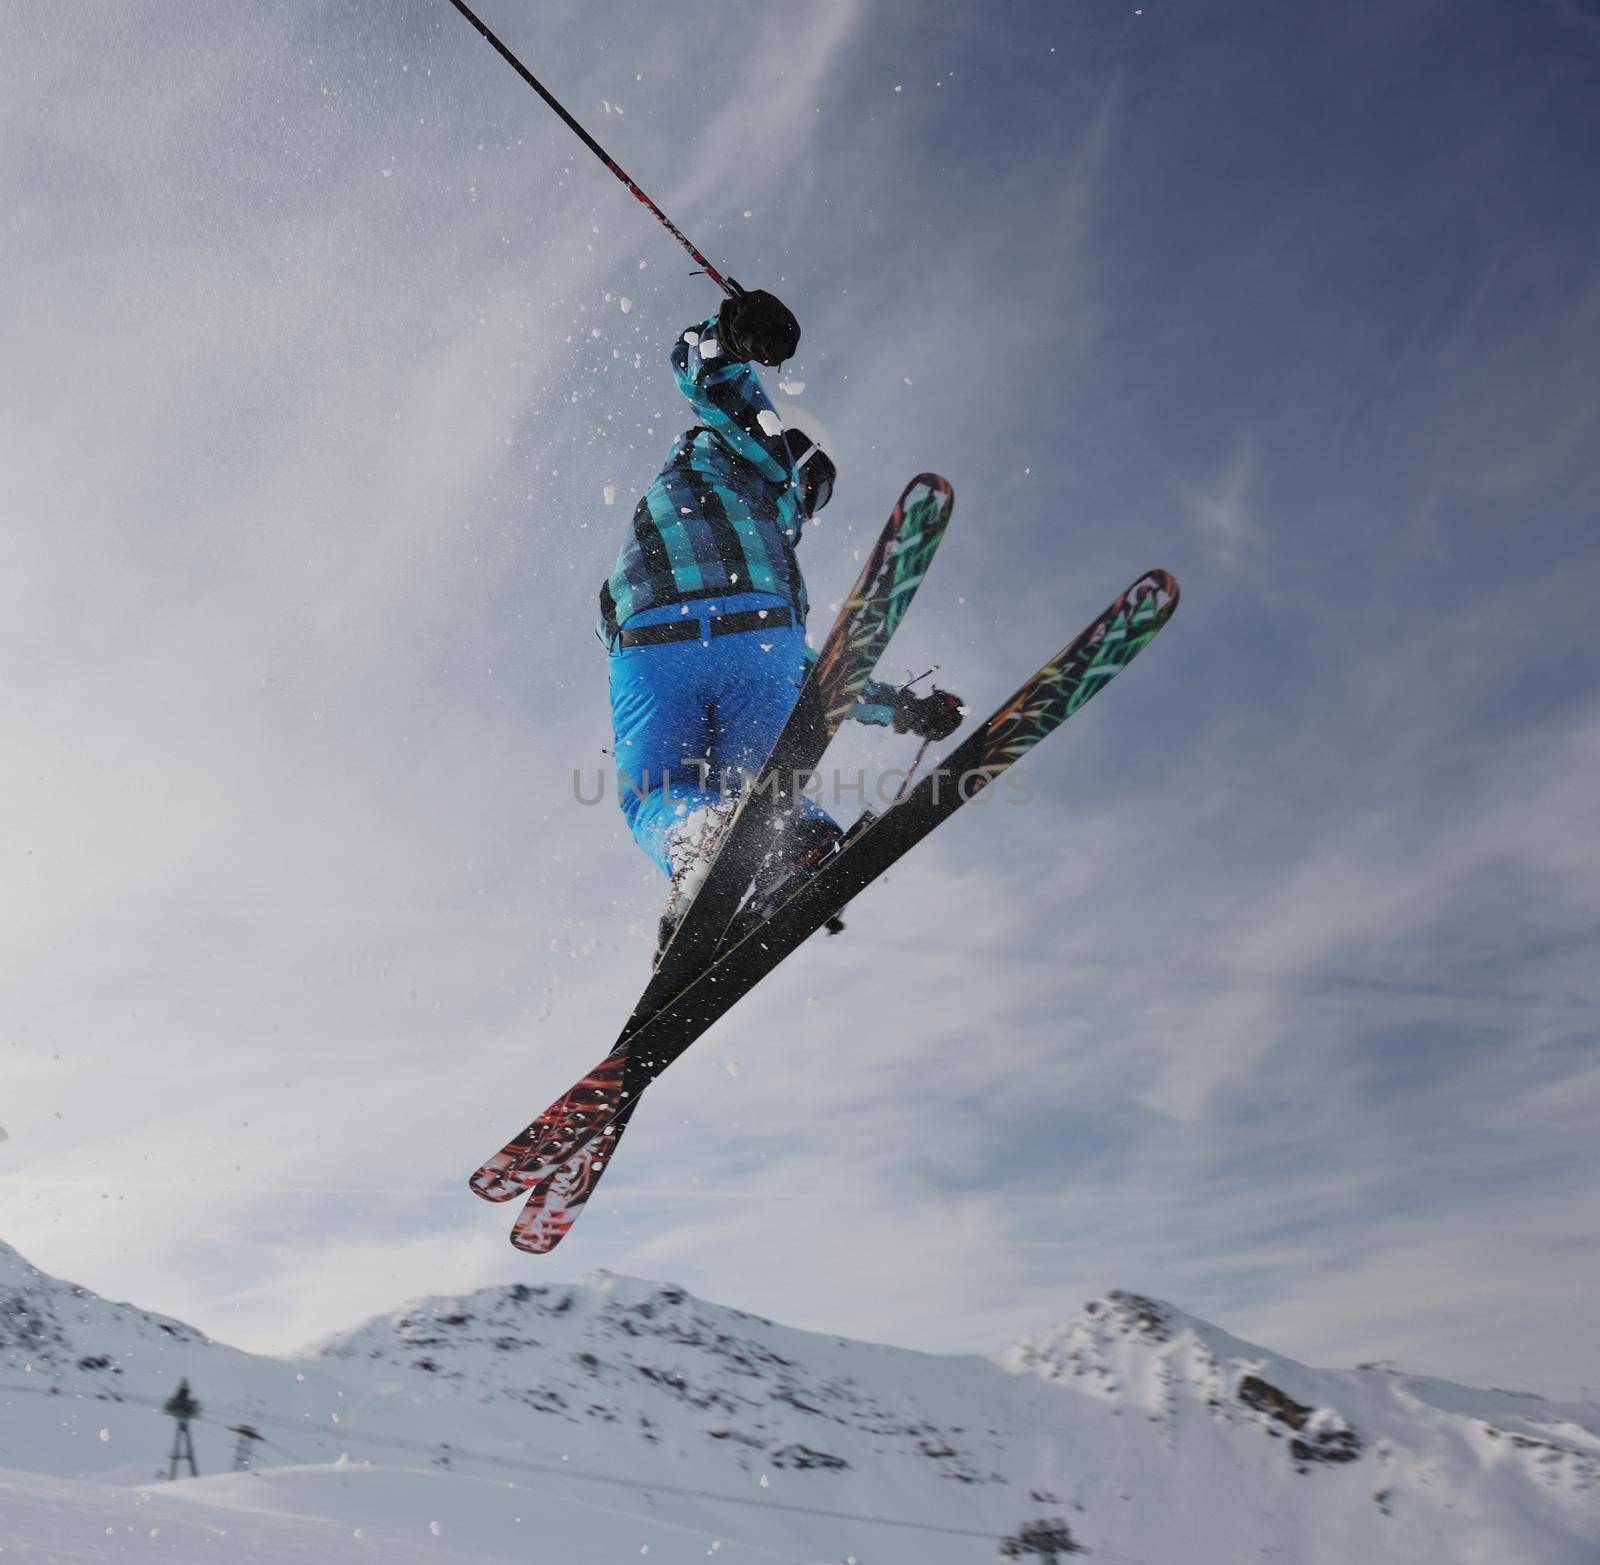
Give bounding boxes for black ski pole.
[442,0,741,297]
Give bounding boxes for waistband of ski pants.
[609,591,799,653]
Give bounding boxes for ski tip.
[508,1214,570,1255]
[469,1166,538,1203]
[904,472,953,504]
[1138,568,1181,609]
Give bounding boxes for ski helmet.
[775,400,836,517]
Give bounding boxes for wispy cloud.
[1179,444,1255,564]
[2,0,1598,1404]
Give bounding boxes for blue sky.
[3,0,1598,1395]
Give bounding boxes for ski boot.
[723,815,846,944]
[655,800,736,963]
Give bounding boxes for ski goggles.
[800,451,835,516]
[784,429,835,516]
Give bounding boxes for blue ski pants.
[608,591,835,876]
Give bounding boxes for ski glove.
[893,687,964,741]
[717,289,800,366]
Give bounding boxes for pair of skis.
[469,473,954,1246]
[469,476,1179,1252]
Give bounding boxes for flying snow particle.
[778,380,806,395]
[904,376,914,385]
[759,1475,770,1488]
[603,485,617,506]
[725,1061,741,1077]
[430,1522,442,1537]
[99,1429,110,1442]
[620,296,633,313]
[895,84,903,92]
[743,210,753,218]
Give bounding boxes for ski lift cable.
[0,1376,1158,1557]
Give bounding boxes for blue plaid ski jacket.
[600,315,898,725]
[601,315,809,639]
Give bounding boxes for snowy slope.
[0,1238,352,1482]
[0,1463,813,1565]
[2,1240,1597,1563]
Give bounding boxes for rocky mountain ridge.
[3,1240,1597,1563]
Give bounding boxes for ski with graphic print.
[469,474,954,1200]
[493,569,1180,1253]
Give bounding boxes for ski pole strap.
[443,0,737,295]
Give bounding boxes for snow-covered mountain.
[2,1238,1596,1563]
[0,1237,351,1483]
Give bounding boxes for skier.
[599,288,963,950]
